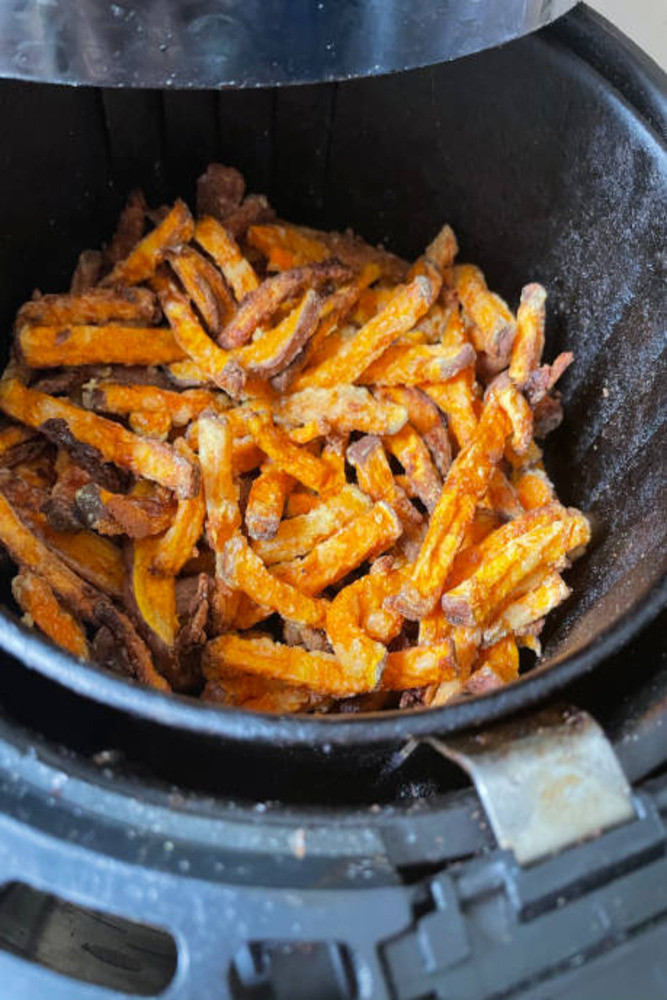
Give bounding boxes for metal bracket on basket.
[426,704,636,865]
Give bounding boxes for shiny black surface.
[0,0,576,89]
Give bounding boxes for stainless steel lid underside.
[0,0,578,89]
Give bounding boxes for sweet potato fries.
[0,164,588,712]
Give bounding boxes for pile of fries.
[0,164,590,713]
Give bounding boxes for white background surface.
[590,0,667,67]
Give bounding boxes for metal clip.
[427,705,635,865]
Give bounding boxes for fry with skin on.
[347,435,422,527]
[509,283,547,388]
[155,272,245,398]
[13,569,89,659]
[245,466,294,540]
[75,481,177,538]
[384,423,442,513]
[235,290,321,377]
[0,490,168,690]
[70,250,104,294]
[166,245,236,335]
[252,484,370,564]
[376,386,452,476]
[274,385,408,437]
[16,286,159,328]
[454,264,516,358]
[296,267,441,390]
[466,635,520,694]
[194,216,260,303]
[102,199,194,287]
[0,378,199,499]
[275,501,402,596]
[18,324,185,368]
[389,398,511,619]
[440,505,590,627]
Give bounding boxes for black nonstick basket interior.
[0,6,663,752]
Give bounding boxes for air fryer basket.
[0,7,664,752]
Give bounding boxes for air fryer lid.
[0,0,577,88]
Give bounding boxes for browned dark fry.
[219,261,352,349]
[533,392,564,438]
[39,418,130,493]
[104,189,148,266]
[0,425,47,469]
[76,482,177,538]
[42,456,91,532]
[177,572,213,654]
[196,164,245,221]
[166,245,236,336]
[283,620,331,652]
[224,194,275,239]
[31,365,172,396]
[269,346,310,393]
[17,286,159,329]
[92,624,133,677]
[70,250,104,295]
[297,224,408,284]
[525,352,574,405]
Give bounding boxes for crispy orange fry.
[165,359,214,387]
[275,501,402,596]
[492,375,534,454]
[410,224,458,278]
[221,533,327,628]
[296,271,440,389]
[0,378,199,498]
[466,635,519,694]
[150,446,205,576]
[236,290,321,377]
[285,492,322,517]
[195,216,260,302]
[376,386,452,476]
[18,324,185,368]
[0,490,168,690]
[128,410,171,439]
[483,468,524,519]
[245,466,294,540]
[102,199,194,287]
[84,383,227,426]
[347,434,422,527]
[16,287,159,328]
[358,341,475,386]
[326,578,387,684]
[252,485,370,564]
[198,413,240,550]
[514,465,556,510]
[483,570,570,647]
[384,423,442,513]
[509,283,547,387]
[390,399,511,619]
[245,410,336,494]
[13,569,89,659]
[166,244,235,335]
[454,264,516,357]
[440,505,590,627]
[274,385,408,436]
[155,272,245,398]
[423,368,480,449]
[383,640,456,690]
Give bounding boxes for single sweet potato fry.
[274,385,408,437]
[382,640,456,690]
[104,189,148,266]
[440,506,590,627]
[388,399,511,619]
[454,264,516,358]
[150,445,205,576]
[17,287,159,329]
[13,569,89,659]
[326,578,387,685]
[102,199,194,287]
[155,272,245,398]
[18,324,185,368]
[198,413,240,550]
[0,379,199,498]
[358,341,475,386]
[466,635,519,694]
[525,352,574,406]
[252,485,370,564]
[384,423,442,513]
[236,289,321,377]
[514,466,556,511]
[296,271,440,389]
[246,466,294,540]
[0,490,168,689]
[126,536,179,647]
[275,501,402,596]
[84,382,227,426]
[509,283,547,387]
[195,216,260,303]
[347,435,422,527]
[221,533,327,628]
[423,368,480,448]
[245,410,336,494]
[166,245,236,334]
